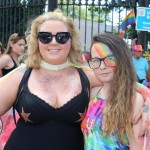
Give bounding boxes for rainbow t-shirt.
[81,95,129,150]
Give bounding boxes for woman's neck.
[99,84,110,99]
[9,53,20,66]
[9,52,18,60]
[39,59,71,71]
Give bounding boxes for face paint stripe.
[94,44,105,57]
[93,43,113,58]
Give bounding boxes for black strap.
[77,68,90,99]
[13,68,32,124]
[10,56,18,67]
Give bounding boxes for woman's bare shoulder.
[0,54,12,68]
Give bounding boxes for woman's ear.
[9,41,14,48]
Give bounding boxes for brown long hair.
[90,33,137,144]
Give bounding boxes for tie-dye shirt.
[81,95,129,150]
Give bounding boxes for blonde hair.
[25,9,82,68]
[6,33,26,54]
[91,33,137,144]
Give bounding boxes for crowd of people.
[0,8,150,150]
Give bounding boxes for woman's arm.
[0,54,11,69]
[133,83,150,136]
[130,92,144,150]
[0,65,25,116]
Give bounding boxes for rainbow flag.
[120,9,135,30]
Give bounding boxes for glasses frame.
[88,55,116,69]
[38,32,71,44]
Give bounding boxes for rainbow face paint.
[91,42,113,58]
[91,43,116,67]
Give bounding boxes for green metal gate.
[0,0,150,52]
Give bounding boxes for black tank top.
[2,57,18,76]
[4,68,90,150]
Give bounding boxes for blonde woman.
[0,33,26,76]
[0,9,99,150]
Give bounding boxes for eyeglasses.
[88,55,116,69]
[38,32,71,44]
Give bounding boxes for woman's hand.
[133,99,150,137]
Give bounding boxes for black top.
[2,57,18,76]
[4,68,90,150]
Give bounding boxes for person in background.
[81,33,144,150]
[143,67,150,89]
[0,41,5,57]
[82,51,90,62]
[0,41,5,77]
[78,51,90,65]
[0,33,26,76]
[0,33,26,149]
[132,44,149,84]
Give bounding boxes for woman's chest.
[16,77,89,125]
[28,72,82,108]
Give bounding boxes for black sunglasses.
[38,32,71,44]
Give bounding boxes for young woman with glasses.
[0,9,149,150]
[81,33,144,150]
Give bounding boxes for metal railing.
[0,0,149,52]
[0,0,48,47]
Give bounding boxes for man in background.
[132,44,149,84]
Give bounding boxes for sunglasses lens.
[56,32,70,44]
[38,32,70,44]
[105,56,116,67]
[38,32,52,44]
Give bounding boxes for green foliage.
[57,0,111,23]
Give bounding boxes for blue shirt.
[132,56,149,80]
